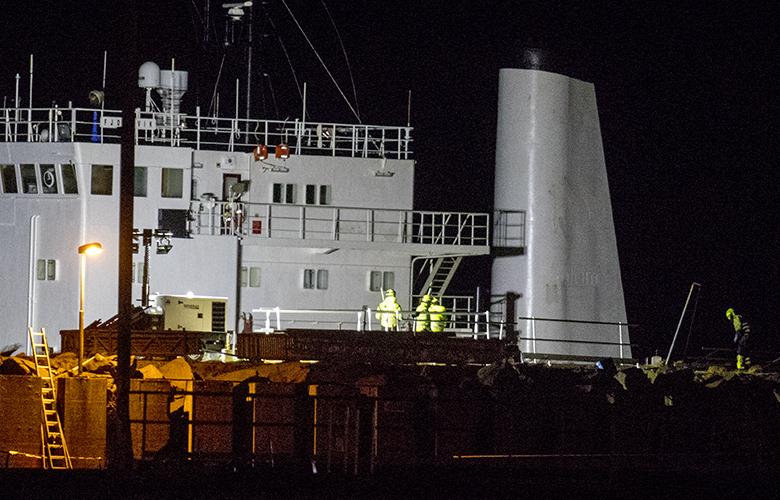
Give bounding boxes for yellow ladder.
[28,327,72,469]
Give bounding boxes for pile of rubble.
[0,350,310,390]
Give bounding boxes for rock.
[212,362,309,384]
[159,357,194,381]
[0,356,35,375]
[139,364,164,379]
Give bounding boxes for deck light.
[78,242,102,375]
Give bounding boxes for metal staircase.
[416,256,462,298]
[28,327,72,469]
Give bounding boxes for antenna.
[222,1,252,45]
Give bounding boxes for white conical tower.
[492,66,630,360]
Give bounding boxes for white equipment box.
[153,295,228,332]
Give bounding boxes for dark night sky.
[3,1,778,360]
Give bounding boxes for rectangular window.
[249,267,261,287]
[91,164,113,195]
[316,269,329,290]
[285,184,297,204]
[1,164,18,193]
[319,185,332,205]
[61,163,78,194]
[21,164,37,193]
[305,184,316,205]
[369,271,382,292]
[383,271,395,291]
[37,259,46,280]
[161,168,183,198]
[273,183,298,204]
[241,267,248,287]
[40,164,58,194]
[303,269,315,289]
[272,183,283,203]
[369,271,395,291]
[134,167,148,197]
[47,260,56,280]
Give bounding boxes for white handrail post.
[300,206,305,240]
[274,306,281,330]
[196,106,201,150]
[266,204,271,238]
[332,208,338,240]
[295,118,301,155]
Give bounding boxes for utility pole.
[112,0,138,470]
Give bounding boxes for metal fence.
[0,106,412,160]
[192,201,491,247]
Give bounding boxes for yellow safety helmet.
[726,308,735,320]
[422,295,431,302]
[386,289,395,297]
[430,297,438,303]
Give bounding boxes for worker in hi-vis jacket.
[376,289,401,331]
[726,308,752,370]
[428,297,447,332]
[415,295,432,332]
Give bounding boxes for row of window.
[0,163,186,199]
[2,164,78,195]
[36,260,151,283]
[35,261,395,294]
[3,164,333,207]
[241,268,394,292]
[36,259,57,280]
[135,166,184,198]
[273,183,332,205]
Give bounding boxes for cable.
[320,0,360,122]
[207,54,227,119]
[280,0,361,123]
[259,4,302,115]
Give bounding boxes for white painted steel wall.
[492,68,629,359]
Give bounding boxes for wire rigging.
[259,3,302,118]
[207,54,227,119]
[320,0,360,122]
[280,0,361,123]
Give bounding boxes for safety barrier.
[191,201,492,247]
[0,106,412,160]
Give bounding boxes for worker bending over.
[428,297,447,332]
[415,295,432,332]
[726,308,752,370]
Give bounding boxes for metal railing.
[191,201,491,247]
[0,106,413,160]
[493,210,526,248]
[251,299,480,334]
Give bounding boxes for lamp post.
[78,242,102,376]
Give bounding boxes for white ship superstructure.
[1,57,631,361]
[0,61,491,353]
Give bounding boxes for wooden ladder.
[28,327,72,469]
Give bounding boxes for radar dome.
[138,61,161,89]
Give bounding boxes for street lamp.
[78,242,102,375]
